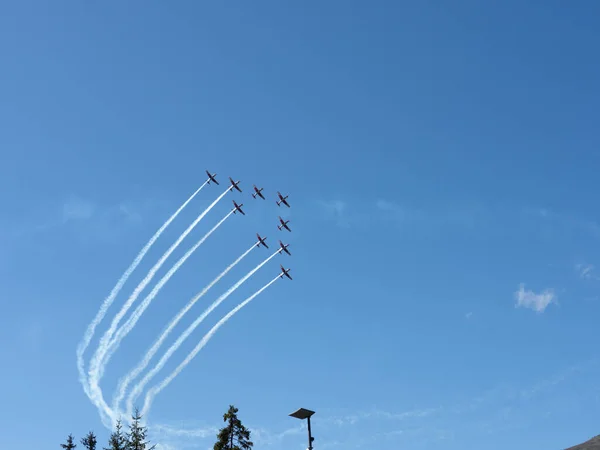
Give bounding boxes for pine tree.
[127,408,156,450]
[104,420,128,450]
[213,405,253,450]
[61,434,77,450]
[81,431,97,450]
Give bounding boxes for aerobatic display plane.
[206,170,219,185]
[229,177,242,192]
[278,240,291,255]
[276,191,290,207]
[277,216,291,232]
[279,265,292,280]
[232,200,245,215]
[252,185,265,200]
[256,233,268,248]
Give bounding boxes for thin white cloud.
[375,199,416,221]
[524,207,600,239]
[465,312,473,319]
[63,196,95,222]
[318,200,350,227]
[575,263,600,281]
[375,199,399,212]
[320,199,346,216]
[514,283,556,313]
[324,407,439,427]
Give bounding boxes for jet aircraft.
[256,233,268,248]
[276,191,290,207]
[232,200,245,215]
[252,185,265,200]
[229,177,242,192]
[278,240,291,255]
[277,216,291,232]
[279,265,292,280]
[206,170,219,185]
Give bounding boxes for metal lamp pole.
[289,407,315,450]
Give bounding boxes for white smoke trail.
[128,250,280,415]
[96,209,234,389]
[88,187,231,416]
[142,274,282,416]
[76,181,207,398]
[113,243,257,413]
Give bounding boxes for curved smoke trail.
[127,250,280,415]
[142,274,281,416]
[76,181,207,397]
[88,187,231,417]
[113,243,256,413]
[93,209,235,412]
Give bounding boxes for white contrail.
[112,243,257,413]
[127,250,280,415]
[142,274,282,416]
[88,187,231,416]
[76,181,207,397]
[96,209,235,388]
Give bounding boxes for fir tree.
[81,431,97,450]
[213,405,253,450]
[61,434,77,450]
[104,419,127,450]
[127,408,156,450]
[104,420,127,450]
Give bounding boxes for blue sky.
[1,1,600,449]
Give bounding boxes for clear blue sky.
[1,1,600,449]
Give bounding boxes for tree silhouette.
[104,420,128,450]
[81,431,97,450]
[127,408,156,450]
[213,405,253,450]
[61,434,77,450]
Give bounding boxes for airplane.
[252,185,265,200]
[229,177,242,192]
[276,191,290,207]
[278,240,291,255]
[206,170,219,185]
[232,200,245,215]
[256,233,268,248]
[277,216,291,232]
[279,264,292,280]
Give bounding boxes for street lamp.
[289,407,315,450]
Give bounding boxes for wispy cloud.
[575,263,600,281]
[63,196,96,222]
[318,200,350,227]
[514,283,556,313]
[319,198,480,230]
[465,312,473,319]
[145,360,598,450]
[2,194,159,244]
[524,207,600,239]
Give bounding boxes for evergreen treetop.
[61,434,77,450]
[81,431,97,450]
[104,420,128,450]
[213,405,253,450]
[127,408,156,450]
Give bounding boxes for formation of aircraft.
[256,233,268,248]
[206,170,219,185]
[252,185,265,200]
[232,200,245,215]
[278,216,291,232]
[278,240,291,255]
[205,170,294,279]
[279,265,292,280]
[276,191,290,207]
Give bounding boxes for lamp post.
[289,407,315,450]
